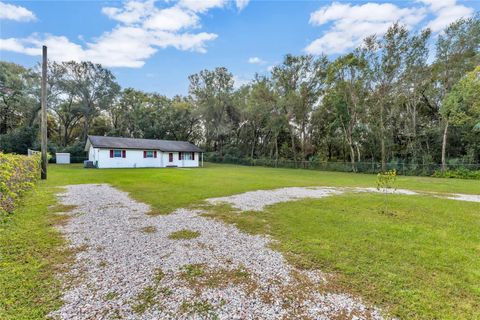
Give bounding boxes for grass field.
[1,163,479,319]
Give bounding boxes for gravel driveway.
[208,186,479,211]
[50,184,383,320]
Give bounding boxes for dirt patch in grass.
[180,263,258,295]
[105,291,119,301]
[153,268,165,283]
[179,299,219,319]
[130,268,170,314]
[201,203,270,235]
[49,203,78,214]
[140,226,157,234]
[47,202,77,227]
[131,286,159,314]
[168,229,201,240]
[145,208,168,216]
[180,264,205,282]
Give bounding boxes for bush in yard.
[0,126,38,154]
[433,168,480,179]
[0,152,41,217]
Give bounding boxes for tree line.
[1,17,479,172]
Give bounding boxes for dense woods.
[1,17,479,174]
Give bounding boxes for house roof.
[86,135,203,152]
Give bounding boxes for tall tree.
[189,67,236,157]
[434,17,480,171]
[365,23,410,170]
[441,66,480,163]
[59,61,120,141]
[325,51,369,171]
[271,54,328,165]
[0,62,39,134]
[398,29,432,162]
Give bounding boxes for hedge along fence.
[0,152,41,217]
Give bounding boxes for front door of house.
[169,153,173,162]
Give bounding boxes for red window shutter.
[179,152,182,160]
[192,152,195,160]
[154,151,157,158]
[122,150,126,158]
[143,151,147,158]
[110,150,113,158]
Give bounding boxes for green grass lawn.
[46,163,480,214]
[0,186,72,319]
[1,163,479,319]
[207,194,480,319]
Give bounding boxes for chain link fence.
[207,157,480,177]
[46,153,479,178]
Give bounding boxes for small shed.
[56,153,71,164]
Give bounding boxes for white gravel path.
[208,186,478,211]
[207,187,342,211]
[50,184,383,320]
[446,193,480,203]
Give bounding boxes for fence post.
[40,46,48,180]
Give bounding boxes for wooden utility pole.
[41,45,47,179]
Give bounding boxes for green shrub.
[0,152,41,217]
[0,126,38,154]
[433,168,480,179]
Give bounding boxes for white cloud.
[178,0,226,13]
[233,75,250,88]
[101,0,154,25]
[0,35,85,61]
[419,0,474,32]
[306,2,426,55]
[0,1,36,22]
[178,0,249,13]
[0,26,218,68]
[0,38,28,52]
[236,0,250,11]
[309,2,425,26]
[143,6,199,31]
[0,0,249,68]
[248,56,265,64]
[151,30,218,53]
[305,0,474,55]
[85,27,156,67]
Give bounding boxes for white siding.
[96,149,160,168]
[94,148,200,168]
[162,152,199,168]
[88,146,100,166]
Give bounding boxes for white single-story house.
[85,135,203,168]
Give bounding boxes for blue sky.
[0,0,478,96]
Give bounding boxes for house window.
[183,152,193,160]
[110,149,126,158]
[143,150,157,158]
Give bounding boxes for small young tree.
[376,169,397,214]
